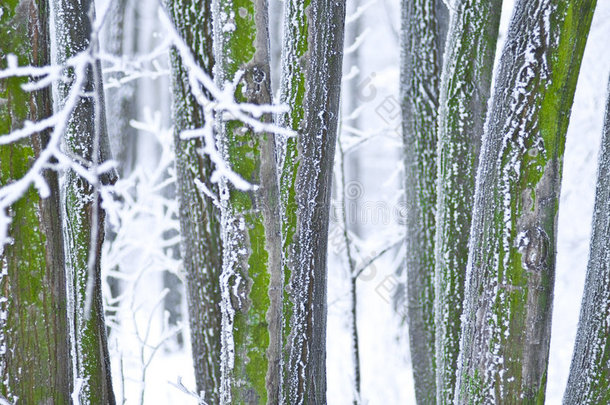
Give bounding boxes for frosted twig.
[345,28,371,55]
[194,178,222,209]
[346,0,377,25]
[157,6,294,137]
[169,378,209,405]
[354,238,404,279]
[0,53,100,248]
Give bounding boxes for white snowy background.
[89,0,610,403]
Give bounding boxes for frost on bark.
[400,0,446,402]
[0,1,72,402]
[165,0,223,401]
[278,0,346,403]
[52,0,116,403]
[563,75,610,405]
[212,0,283,403]
[433,1,501,403]
[455,1,595,403]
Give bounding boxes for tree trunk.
[103,0,138,177]
[400,0,446,402]
[455,1,596,403]
[212,0,283,403]
[165,0,223,401]
[433,1,501,403]
[278,0,346,403]
[52,0,116,403]
[563,74,610,405]
[102,0,139,337]
[0,1,72,402]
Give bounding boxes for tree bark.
[165,0,223,401]
[563,74,610,405]
[433,1,501,403]
[0,1,72,402]
[52,0,116,403]
[212,0,283,403]
[455,1,596,403]
[278,0,346,403]
[400,0,446,402]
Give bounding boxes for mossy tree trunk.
[52,0,116,403]
[433,1,502,403]
[563,75,610,405]
[165,0,223,402]
[400,0,447,402]
[278,0,346,403]
[212,0,283,403]
[0,1,72,402]
[455,1,596,403]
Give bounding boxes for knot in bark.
[516,226,549,272]
[243,65,267,101]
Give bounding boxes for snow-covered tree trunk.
[455,1,596,403]
[400,0,446,402]
[433,1,501,403]
[563,75,610,405]
[278,0,346,402]
[165,0,223,401]
[212,0,283,403]
[52,0,116,403]
[0,1,72,402]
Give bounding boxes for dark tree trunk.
[164,0,223,401]
[278,0,347,403]
[400,0,447,402]
[0,1,72,402]
[52,0,117,402]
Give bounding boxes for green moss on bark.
[0,1,72,402]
